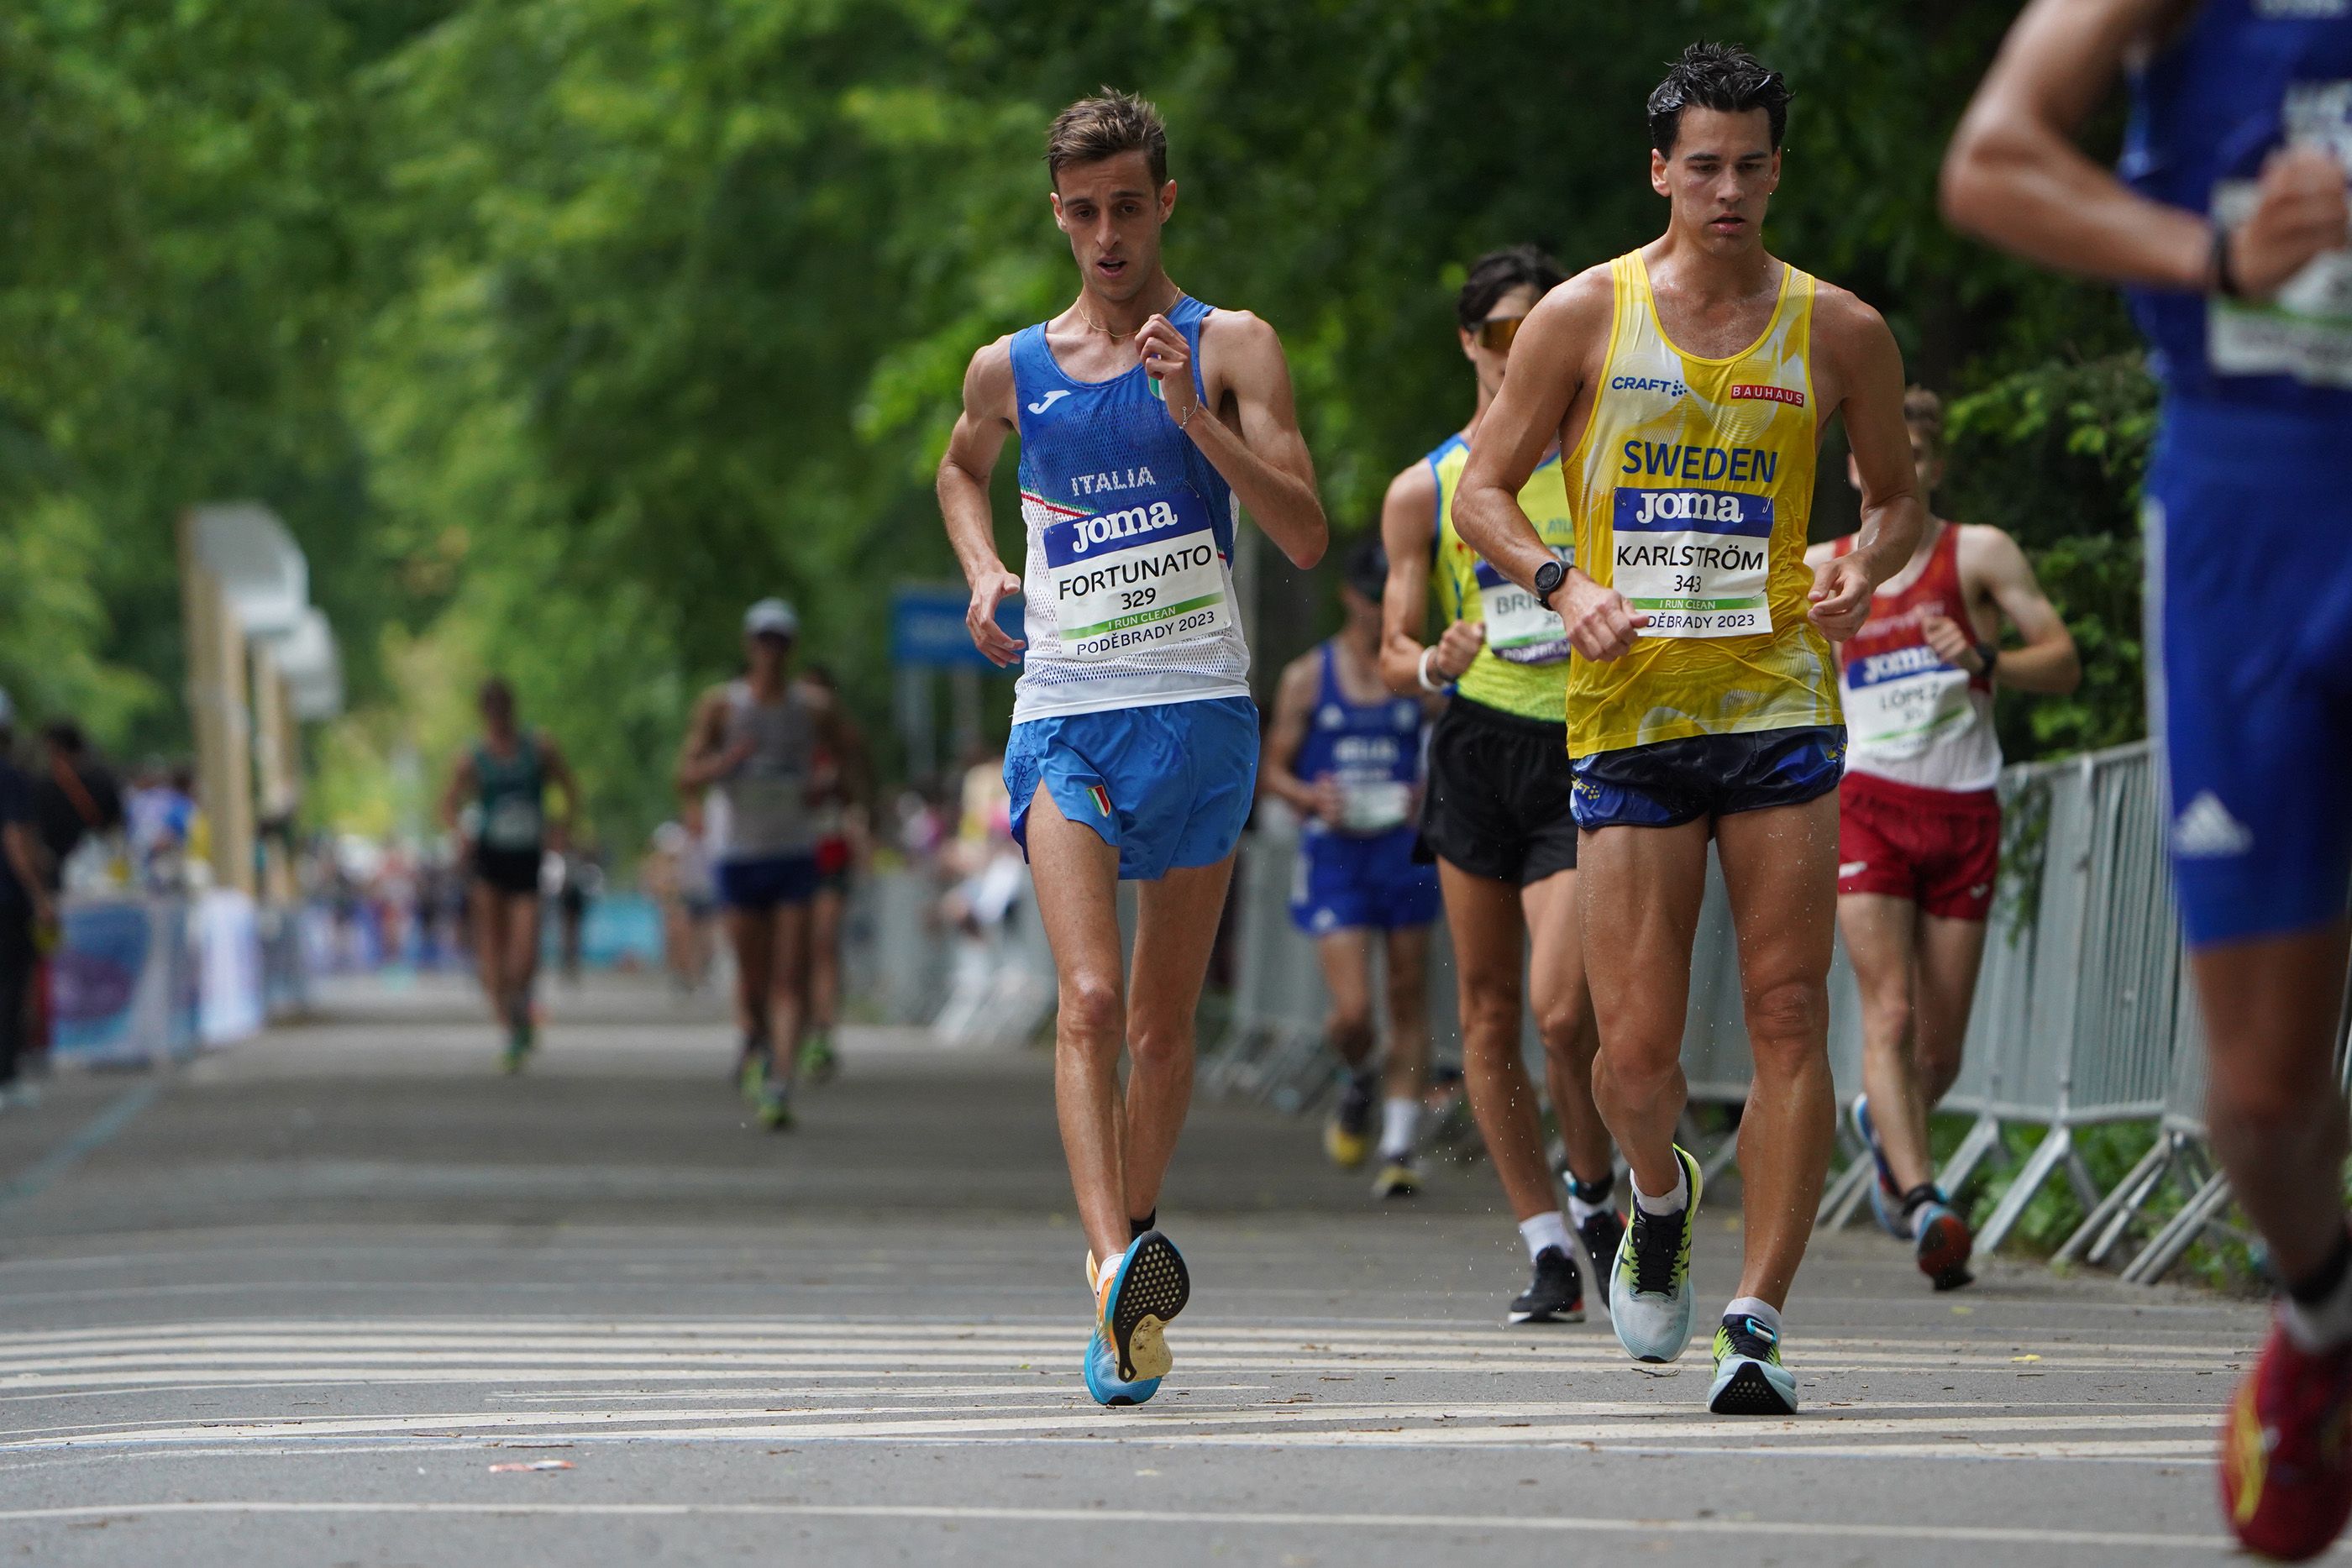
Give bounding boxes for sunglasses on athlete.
[1475,315,1525,353]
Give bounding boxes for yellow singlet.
[1428,435,1576,724]
[1562,251,1839,758]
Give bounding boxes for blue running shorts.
[716,853,820,911]
[1005,695,1258,882]
[2150,401,2352,948]
[1289,826,1441,936]
[1570,725,1846,831]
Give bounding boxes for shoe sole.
[1708,1357,1798,1416]
[1507,1303,1587,1325]
[1109,1232,1190,1384]
[1918,1211,1975,1290]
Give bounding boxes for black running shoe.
[1324,1072,1375,1168]
[1577,1207,1627,1308]
[1508,1245,1585,1324]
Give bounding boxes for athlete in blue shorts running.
[936,91,1327,1408]
[1260,539,1442,1198]
[1947,6,2352,1556]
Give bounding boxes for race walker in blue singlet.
[1284,642,1439,936]
[2124,3,2352,946]
[1000,293,1260,881]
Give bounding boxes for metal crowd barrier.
[1205,737,2253,1285]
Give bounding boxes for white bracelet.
[1417,646,1448,694]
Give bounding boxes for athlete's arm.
[1929,525,2082,695]
[1810,291,1928,641]
[1457,272,1644,661]
[1942,0,2348,296]
[1142,309,1327,569]
[538,736,580,852]
[674,690,740,793]
[937,337,1027,668]
[1257,653,1339,824]
[438,753,475,839]
[1376,460,1485,696]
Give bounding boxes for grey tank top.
[712,680,815,862]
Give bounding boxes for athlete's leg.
[1524,868,1611,1188]
[727,906,776,1048]
[470,881,509,1022]
[1440,861,1557,1221]
[2197,926,2352,1286]
[1379,923,1431,1106]
[1024,784,1133,1267]
[1842,893,1929,1190]
[1580,822,1711,1198]
[1314,928,1376,1073]
[1913,913,1989,1111]
[1122,853,1239,1227]
[763,899,813,1092]
[808,886,846,1035]
[1716,794,1841,1309]
[501,891,542,1026]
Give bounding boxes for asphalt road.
[0,971,2282,1565]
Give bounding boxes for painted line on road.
[0,1498,2265,1551]
[0,1078,167,1210]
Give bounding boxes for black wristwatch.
[1533,558,1567,610]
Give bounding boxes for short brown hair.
[1902,385,1944,450]
[1046,89,1168,190]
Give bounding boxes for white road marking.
[0,1498,2265,1551]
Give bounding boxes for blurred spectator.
[32,722,124,894]
[125,758,197,890]
[647,819,715,992]
[0,695,51,1109]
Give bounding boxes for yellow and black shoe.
[1707,1312,1798,1415]
[1323,1072,1375,1168]
[1371,1156,1421,1199]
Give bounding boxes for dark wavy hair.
[1457,245,1567,333]
[1648,42,1792,156]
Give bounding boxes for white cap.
[743,598,799,638]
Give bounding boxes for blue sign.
[891,583,1023,671]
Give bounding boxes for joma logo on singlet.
[1071,466,1157,496]
[1630,490,1753,527]
[1852,644,1947,686]
[1067,500,1179,554]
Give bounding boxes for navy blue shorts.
[717,853,820,911]
[1289,826,1441,936]
[1571,726,1846,831]
[2150,400,2352,947]
[1005,696,1257,882]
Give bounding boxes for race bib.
[1044,491,1231,660]
[484,796,543,851]
[1473,550,1572,665]
[1843,644,1976,757]
[1337,780,1411,834]
[1611,487,1774,638]
[2209,84,2352,388]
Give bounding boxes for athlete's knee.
[1058,972,1125,1049]
[1455,973,1522,1053]
[1126,1014,1196,1073]
[1532,992,1589,1058]
[2208,1054,2343,1143]
[1742,976,1827,1048]
[1325,997,1374,1048]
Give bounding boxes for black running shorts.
[1416,696,1579,885]
[473,845,543,898]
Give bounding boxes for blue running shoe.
[1851,1095,1906,1238]
[1707,1312,1798,1415]
[1609,1144,1702,1364]
[1084,1231,1190,1407]
[1912,1195,1975,1291]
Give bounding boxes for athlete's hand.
[966,567,1026,668]
[1137,315,1200,429]
[1558,573,1648,662]
[1431,620,1487,682]
[717,736,759,774]
[1919,613,1982,673]
[2228,144,2350,297]
[1808,554,1875,642]
[1309,774,1347,825]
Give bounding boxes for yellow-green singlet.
[1426,434,1577,724]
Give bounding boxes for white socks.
[1632,1163,1689,1217]
[1725,1296,1782,1337]
[1378,1098,1419,1162]
[1519,1211,1573,1263]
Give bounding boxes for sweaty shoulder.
[1806,280,1894,359]
[1199,307,1284,387]
[1383,455,1441,531]
[1531,265,1615,341]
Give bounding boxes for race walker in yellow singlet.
[1428,436,1577,725]
[1563,251,1839,760]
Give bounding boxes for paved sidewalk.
[0,973,2273,1565]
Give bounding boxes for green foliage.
[0,0,2160,844]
